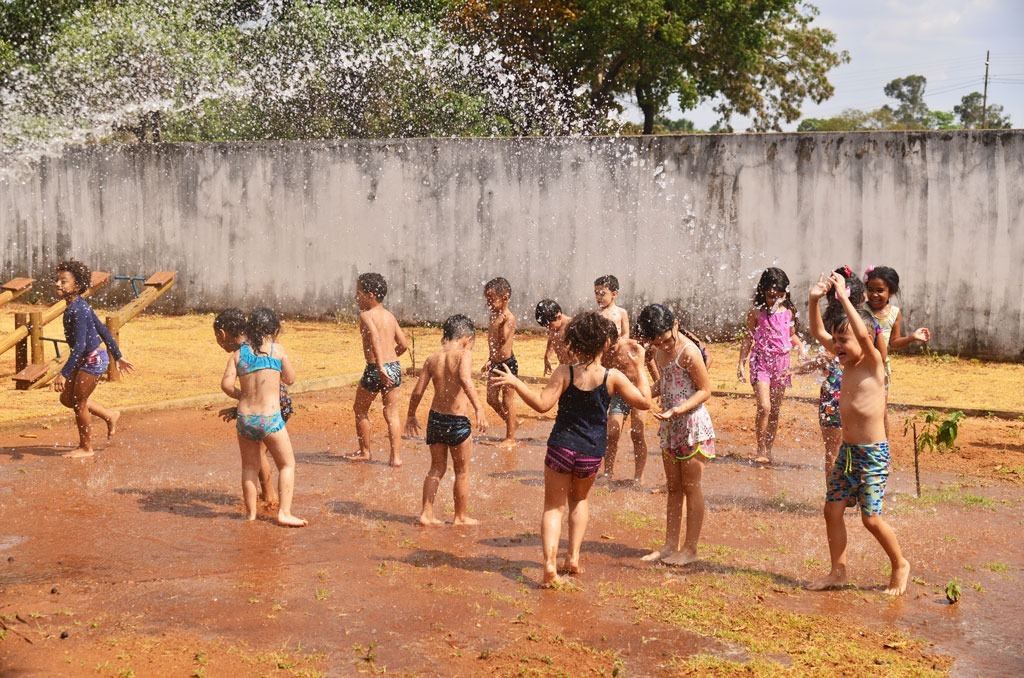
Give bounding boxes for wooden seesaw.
[1,271,176,390]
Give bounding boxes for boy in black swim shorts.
[405,315,488,526]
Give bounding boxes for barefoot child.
[599,323,650,487]
[405,315,488,526]
[213,308,279,507]
[594,274,629,340]
[482,277,518,446]
[535,299,573,376]
[807,272,909,596]
[349,273,408,466]
[490,312,651,586]
[52,260,135,458]
[635,304,715,565]
[220,307,306,527]
[737,267,807,464]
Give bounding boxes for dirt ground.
[1,313,1022,676]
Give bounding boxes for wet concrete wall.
[2,131,1023,359]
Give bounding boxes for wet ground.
[0,386,1021,676]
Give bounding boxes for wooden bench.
[12,361,62,391]
[0,277,34,307]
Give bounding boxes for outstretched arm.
[889,310,931,350]
[489,363,568,413]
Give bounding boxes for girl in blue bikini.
[220,307,306,527]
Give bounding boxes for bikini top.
[237,343,282,376]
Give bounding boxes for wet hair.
[822,266,866,333]
[484,277,512,297]
[864,265,900,296]
[213,308,247,337]
[753,267,799,330]
[442,314,475,341]
[564,312,614,364]
[246,307,281,354]
[357,272,387,301]
[832,308,878,337]
[55,259,91,293]
[534,299,562,327]
[594,274,619,292]
[635,304,708,364]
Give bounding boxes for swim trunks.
[608,393,631,417]
[544,445,603,479]
[826,441,890,516]
[360,361,402,393]
[425,410,472,447]
[490,354,518,377]
[80,348,110,377]
[236,411,286,441]
[662,438,716,462]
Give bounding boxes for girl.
[736,267,806,464]
[635,304,715,566]
[490,312,651,587]
[220,307,306,527]
[53,259,135,459]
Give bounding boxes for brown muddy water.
[0,387,1021,676]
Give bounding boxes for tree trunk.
[635,82,656,134]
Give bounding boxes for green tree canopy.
[882,74,929,127]
[954,92,1013,129]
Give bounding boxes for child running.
[737,267,807,464]
[599,322,650,487]
[535,299,573,376]
[594,274,630,339]
[405,314,488,526]
[635,304,715,565]
[52,259,135,458]
[808,272,909,596]
[213,308,280,507]
[349,272,409,467]
[482,277,518,446]
[220,307,306,527]
[490,312,651,587]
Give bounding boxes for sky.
[641,0,1024,131]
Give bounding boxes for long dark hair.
[246,307,280,355]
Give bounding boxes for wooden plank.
[144,271,176,287]
[12,363,49,390]
[110,277,175,326]
[1,277,33,292]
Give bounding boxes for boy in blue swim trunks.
[405,315,488,526]
[807,272,910,596]
[349,273,409,467]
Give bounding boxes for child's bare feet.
[453,516,480,526]
[807,566,848,591]
[885,558,911,596]
[540,566,563,588]
[560,558,583,575]
[343,451,372,461]
[754,456,771,465]
[260,497,280,510]
[499,437,517,449]
[661,548,699,566]
[641,546,673,562]
[277,513,308,527]
[106,411,120,438]
[389,456,403,468]
[63,448,94,459]
[418,515,444,527]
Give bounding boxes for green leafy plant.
[905,410,965,496]
[944,579,962,604]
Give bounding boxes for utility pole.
[981,50,990,129]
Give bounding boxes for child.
[220,307,306,527]
[737,267,807,464]
[404,314,488,526]
[52,259,135,458]
[594,274,630,340]
[808,272,910,596]
[213,308,280,507]
[635,304,715,565]
[348,272,409,467]
[490,312,651,587]
[535,299,573,376]
[599,322,650,487]
[482,277,518,446]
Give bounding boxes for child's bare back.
[359,305,406,366]
[486,307,516,365]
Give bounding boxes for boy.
[405,314,488,526]
[535,299,573,376]
[348,273,409,467]
[595,274,630,340]
[482,277,518,446]
[807,271,910,596]
[213,308,279,507]
[600,323,650,487]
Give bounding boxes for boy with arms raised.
[807,271,910,596]
[348,273,409,467]
[405,314,488,526]
[482,277,518,446]
[535,299,573,376]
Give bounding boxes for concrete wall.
[2,131,1023,359]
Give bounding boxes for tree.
[883,74,929,128]
[954,91,1012,129]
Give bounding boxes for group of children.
[49,259,928,593]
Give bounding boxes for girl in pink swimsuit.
[737,268,806,464]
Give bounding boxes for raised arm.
[832,272,881,366]
[808,273,833,347]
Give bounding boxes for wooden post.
[106,315,123,382]
[913,422,921,498]
[29,311,45,365]
[14,313,28,372]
